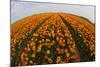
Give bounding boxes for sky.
[11,0,95,24]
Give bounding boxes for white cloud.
[11,1,95,24]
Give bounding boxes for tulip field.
[11,13,95,66]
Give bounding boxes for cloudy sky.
[11,0,95,24]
